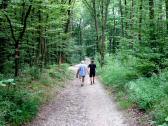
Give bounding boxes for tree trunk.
[113,6,116,53]
[149,0,155,47]
[166,0,168,34]
[130,0,134,48]
[138,0,143,42]
[100,0,110,67]
[124,0,128,33]
[0,0,10,73]
[38,9,46,68]
[4,4,32,76]
[119,0,124,36]
[92,0,100,52]
[64,0,72,33]
[15,41,19,76]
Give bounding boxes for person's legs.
[90,78,92,85]
[89,73,92,85]
[82,76,85,82]
[92,72,95,84]
[93,77,95,84]
[81,76,85,86]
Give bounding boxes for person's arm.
[87,64,90,74]
[76,68,79,78]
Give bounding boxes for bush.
[0,63,70,125]
[49,64,70,81]
[135,59,157,77]
[127,78,165,110]
[23,66,41,80]
[99,55,168,124]
[99,56,138,90]
[0,88,40,126]
[152,97,168,125]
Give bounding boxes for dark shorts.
[79,76,85,79]
[90,72,95,77]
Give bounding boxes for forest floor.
[25,64,141,126]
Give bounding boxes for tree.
[166,0,168,33]
[3,0,32,76]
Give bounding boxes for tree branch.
[82,0,94,16]
[3,11,17,42]
[18,3,32,42]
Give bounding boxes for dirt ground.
[26,64,139,126]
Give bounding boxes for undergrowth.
[0,64,71,126]
[98,55,168,126]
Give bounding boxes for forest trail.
[26,64,136,126]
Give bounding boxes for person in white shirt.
[76,61,87,86]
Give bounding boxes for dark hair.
[91,60,94,63]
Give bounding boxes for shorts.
[90,72,95,77]
[79,76,85,79]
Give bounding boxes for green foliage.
[23,66,41,80]
[153,97,168,125]
[127,77,165,110]
[135,60,156,77]
[1,0,168,125]
[0,64,69,125]
[0,88,39,125]
[0,113,5,126]
[99,55,168,125]
[116,91,133,109]
[49,64,70,81]
[99,56,138,90]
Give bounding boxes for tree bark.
[119,0,124,36]
[166,0,168,34]
[130,0,134,48]
[149,0,155,47]
[4,3,32,76]
[92,0,100,51]
[138,0,143,42]
[100,0,110,67]
[0,1,10,73]
[64,0,72,33]
[113,7,116,53]
[124,0,128,33]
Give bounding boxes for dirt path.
[26,65,137,126]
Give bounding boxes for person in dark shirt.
[88,60,96,85]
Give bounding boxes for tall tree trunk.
[109,7,116,54]
[4,3,32,76]
[0,0,10,73]
[124,0,128,33]
[149,0,155,47]
[92,0,100,52]
[138,0,143,42]
[113,7,116,53]
[119,0,124,36]
[100,0,110,67]
[130,0,134,47]
[64,0,72,33]
[166,0,168,34]
[100,0,105,67]
[38,9,46,68]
